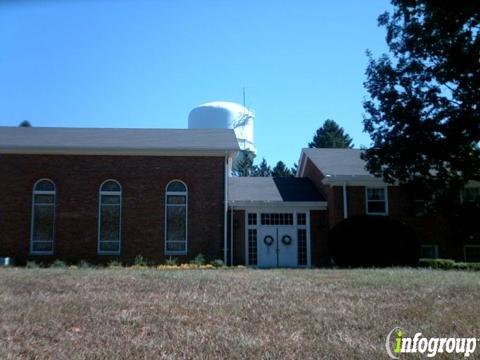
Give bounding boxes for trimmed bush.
[419,258,480,271]
[165,257,178,266]
[51,260,67,268]
[78,260,93,269]
[211,259,225,268]
[191,253,206,266]
[134,255,148,267]
[26,261,40,269]
[107,260,122,268]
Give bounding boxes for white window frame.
[30,179,56,255]
[246,212,258,266]
[97,179,122,255]
[464,245,480,262]
[296,212,309,267]
[461,187,480,203]
[165,180,188,256]
[420,245,439,259]
[243,208,312,268]
[365,187,389,216]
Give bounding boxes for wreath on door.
[281,235,292,246]
[263,235,274,246]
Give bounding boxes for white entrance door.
[277,226,297,268]
[257,226,278,268]
[257,226,298,268]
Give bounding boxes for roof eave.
[0,146,240,157]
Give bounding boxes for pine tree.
[272,161,293,177]
[308,119,353,148]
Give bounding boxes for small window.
[248,213,257,226]
[31,179,56,255]
[464,246,480,262]
[297,229,307,266]
[414,200,427,217]
[165,180,187,255]
[297,213,306,226]
[260,213,293,225]
[420,245,438,259]
[366,187,388,215]
[462,188,480,203]
[98,180,122,254]
[248,229,257,266]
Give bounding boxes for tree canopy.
[19,120,32,127]
[272,161,294,177]
[308,119,353,148]
[362,0,480,206]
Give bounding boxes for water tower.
[188,101,256,155]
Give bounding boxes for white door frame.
[242,206,313,268]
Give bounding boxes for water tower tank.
[188,101,256,154]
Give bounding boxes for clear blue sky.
[0,0,391,167]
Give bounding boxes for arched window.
[31,179,56,254]
[165,180,187,255]
[98,180,122,254]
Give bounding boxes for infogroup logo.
[385,327,478,358]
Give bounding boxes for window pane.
[167,195,186,205]
[35,180,54,192]
[101,194,120,205]
[248,213,257,225]
[463,188,480,202]
[367,201,386,214]
[32,241,53,252]
[420,246,437,259]
[414,200,427,216]
[297,229,307,266]
[34,194,54,204]
[101,181,120,192]
[465,247,480,262]
[100,205,120,241]
[166,206,186,240]
[100,241,120,252]
[166,241,186,252]
[297,213,306,225]
[367,188,385,201]
[167,181,186,192]
[33,205,54,241]
[248,229,257,265]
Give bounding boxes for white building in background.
[188,101,256,155]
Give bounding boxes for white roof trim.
[322,174,389,186]
[0,147,238,157]
[229,200,327,209]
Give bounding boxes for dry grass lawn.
[0,268,479,359]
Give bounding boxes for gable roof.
[228,177,326,204]
[0,127,239,156]
[300,148,370,177]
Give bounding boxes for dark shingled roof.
[229,177,325,202]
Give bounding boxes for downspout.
[343,181,348,219]
[224,154,229,265]
[230,204,234,266]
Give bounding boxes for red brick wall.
[310,210,329,266]
[229,209,245,266]
[323,185,455,258]
[0,154,226,264]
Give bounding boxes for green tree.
[19,120,32,127]
[233,150,255,176]
[308,119,353,148]
[252,158,272,177]
[362,0,480,208]
[272,161,293,177]
[291,163,298,176]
